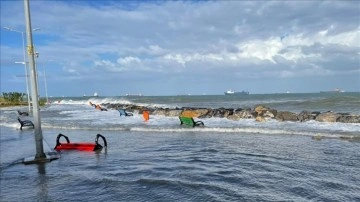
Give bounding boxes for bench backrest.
[179,116,195,126]
[118,109,127,116]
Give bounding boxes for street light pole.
[3,27,31,113]
[22,0,59,164]
[24,0,46,161]
[35,58,49,104]
[20,31,32,112]
[42,63,49,104]
[35,52,40,100]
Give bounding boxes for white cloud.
[117,56,141,65]
[237,38,283,63]
[148,45,166,55]
[94,60,120,72]
[94,60,115,67]
[1,0,359,95]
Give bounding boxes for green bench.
[179,116,204,127]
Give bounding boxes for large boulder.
[223,108,234,117]
[298,111,318,122]
[263,110,277,118]
[212,108,232,118]
[336,114,360,123]
[234,109,254,119]
[254,106,276,118]
[256,116,266,122]
[227,115,241,121]
[276,111,298,121]
[199,109,214,118]
[153,108,168,116]
[315,112,339,122]
[181,109,209,118]
[167,109,183,117]
[254,105,269,116]
[181,110,197,117]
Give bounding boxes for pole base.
[23,151,60,165]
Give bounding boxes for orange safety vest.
[143,110,150,121]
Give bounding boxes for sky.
[1,0,359,96]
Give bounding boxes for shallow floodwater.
[1,127,360,201]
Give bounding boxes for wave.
[51,97,175,110]
[47,93,360,114]
[2,94,359,142]
[52,97,134,105]
[44,122,360,140]
[2,118,358,141]
[130,126,359,139]
[2,109,359,141]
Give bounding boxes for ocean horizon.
[47,90,360,98]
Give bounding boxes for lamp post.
[35,54,50,104]
[3,26,40,113]
[3,27,31,112]
[23,0,53,163]
[42,62,49,104]
[35,52,40,100]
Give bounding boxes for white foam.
[1,103,359,139]
[51,97,134,105]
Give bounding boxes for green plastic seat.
[179,116,204,127]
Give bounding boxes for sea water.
[1,93,359,201]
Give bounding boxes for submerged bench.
[179,116,204,127]
[118,109,133,117]
[17,110,29,116]
[17,117,34,130]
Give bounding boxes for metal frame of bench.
[118,109,133,117]
[17,117,34,130]
[17,110,29,116]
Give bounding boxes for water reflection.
[36,163,48,201]
[95,147,107,165]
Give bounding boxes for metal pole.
[42,62,49,103]
[34,52,40,101]
[24,0,45,160]
[3,27,31,113]
[21,32,32,113]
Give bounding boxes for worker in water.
[143,110,150,121]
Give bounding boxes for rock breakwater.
[102,103,360,124]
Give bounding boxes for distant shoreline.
[0,100,45,108]
[0,102,28,108]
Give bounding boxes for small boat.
[224,89,249,95]
[93,92,99,97]
[125,93,143,96]
[320,88,345,93]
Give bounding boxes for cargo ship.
[224,89,249,95]
[320,88,344,93]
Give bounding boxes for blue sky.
[1,0,359,96]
